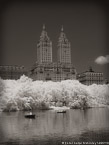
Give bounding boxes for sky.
[0,0,109,79]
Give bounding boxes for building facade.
[77,67,104,85]
[37,24,52,63]
[29,62,76,81]
[57,26,71,64]
[29,25,77,81]
[0,65,27,80]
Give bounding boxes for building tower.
[57,26,71,64]
[37,24,52,63]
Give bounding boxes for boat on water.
[25,114,35,118]
[57,110,66,113]
[25,112,35,119]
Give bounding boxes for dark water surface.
[0,108,109,145]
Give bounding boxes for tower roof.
[61,25,64,32]
[59,25,68,43]
[40,24,50,41]
[43,24,46,30]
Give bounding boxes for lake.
[0,108,109,145]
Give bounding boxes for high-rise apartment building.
[37,25,52,63]
[29,25,77,81]
[58,26,71,64]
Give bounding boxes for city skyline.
[0,0,109,79]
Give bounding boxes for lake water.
[0,108,109,145]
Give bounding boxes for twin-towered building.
[0,25,105,85]
[29,25,77,81]
[37,25,71,64]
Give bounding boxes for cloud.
[95,55,109,65]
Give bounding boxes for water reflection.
[0,108,109,145]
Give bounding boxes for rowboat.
[25,114,35,118]
[57,110,66,113]
[25,114,35,119]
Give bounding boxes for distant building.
[37,24,52,63]
[57,26,71,64]
[29,25,77,81]
[0,65,27,80]
[104,78,109,84]
[77,67,104,85]
[29,62,76,81]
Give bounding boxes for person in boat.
[29,112,32,115]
